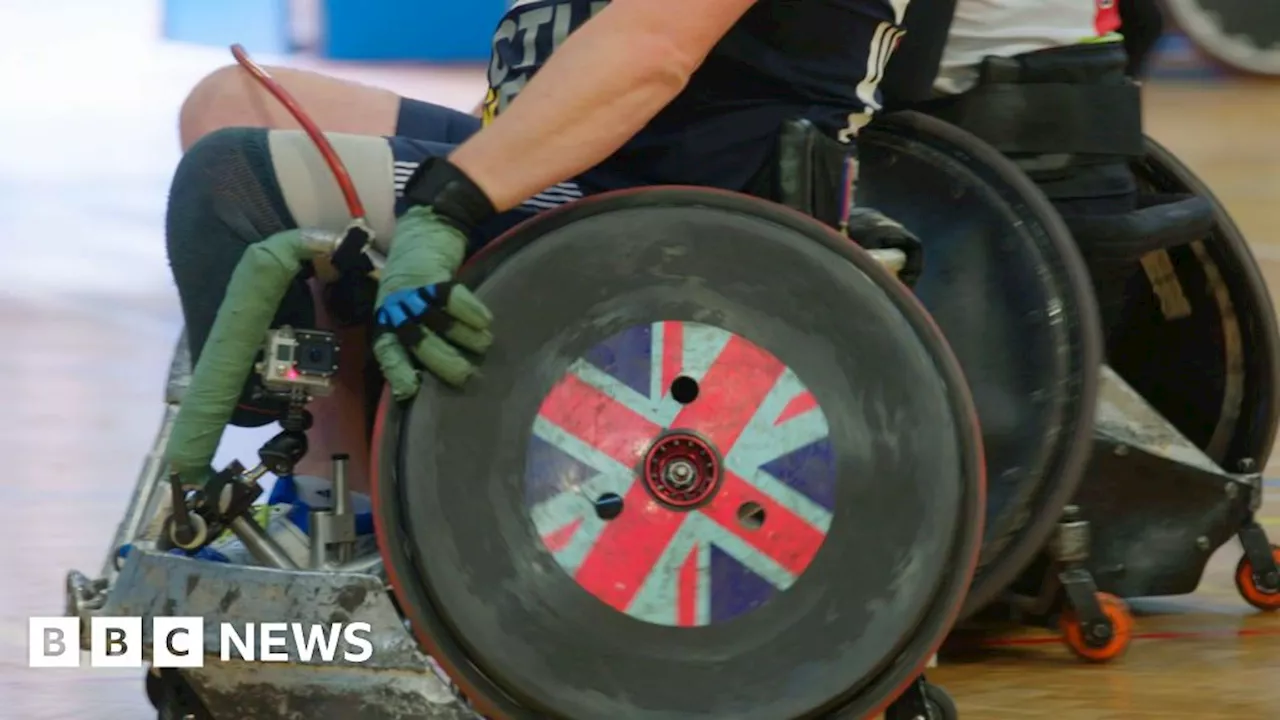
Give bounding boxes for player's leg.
[179,65,481,149]
[165,126,593,563]
[166,127,584,482]
[165,127,430,495]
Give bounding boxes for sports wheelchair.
[64,108,1278,719]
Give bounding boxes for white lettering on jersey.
[838,20,906,143]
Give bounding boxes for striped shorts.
[386,136,589,244]
[389,98,604,242]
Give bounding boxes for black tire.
[1161,0,1280,76]
[375,187,986,720]
[924,682,959,720]
[861,111,1102,619]
[1122,136,1280,470]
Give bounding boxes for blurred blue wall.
[323,0,507,62]
[1147,30,1229,80]
[164,0,292,55]
[162,0,505,62]
[162,1,1238,77]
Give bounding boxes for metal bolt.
[666,460,695,488]
[1090,622,1113,641]
[1225,482,1239,499]
[1239,457,1257,473]
[1113,444,1129,457]
[1196,536,1211,551]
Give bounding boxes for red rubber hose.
[230,44,367,221]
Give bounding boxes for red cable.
[230,44,367,221]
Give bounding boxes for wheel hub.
[643,432,721,509]
[1258,570,1280,592]
[1087,622,1113,643]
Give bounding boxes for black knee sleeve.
[166,127,313,427]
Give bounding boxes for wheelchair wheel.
[925,682,959,720]
[1059,592,1133,663]
[373,187,986,719]
[1115,137,1280,474]
[1235,545,1280,611]
[860,111,1102,618]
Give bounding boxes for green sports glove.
[372,158,497,399]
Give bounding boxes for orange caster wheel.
[1059,592,1132,663]
[1235,545,1280,611]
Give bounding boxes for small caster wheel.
[1060,592,1132,663]
[161,513,209,552]
[1234,544,1280,611]
[923,682,958,720]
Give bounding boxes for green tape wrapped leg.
[166,230,321,487]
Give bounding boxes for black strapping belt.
[923,82,1145,157]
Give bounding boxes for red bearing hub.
[642,432,721,509]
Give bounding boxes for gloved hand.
[373,157,497,399]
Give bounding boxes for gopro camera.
[256,326,340,397]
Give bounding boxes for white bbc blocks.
[152,616,206,668]
[30,616,200,668]
[27,617,81,668]
[29,617,373,667]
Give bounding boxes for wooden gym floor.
[1,2,1279,717]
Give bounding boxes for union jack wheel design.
[525,321,835,627]
[373,188,985,720]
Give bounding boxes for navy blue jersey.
[483,0,907,191]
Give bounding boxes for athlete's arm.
[448,0,759,212]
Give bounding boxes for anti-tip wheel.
[1235,544,1280,611]
[1060,592,1132,663]
[924,682,958,720]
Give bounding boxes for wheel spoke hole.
[736,501,766,530]
[594,492,624,520]
[670,376,699,405]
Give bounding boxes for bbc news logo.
[29,617,373,668]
